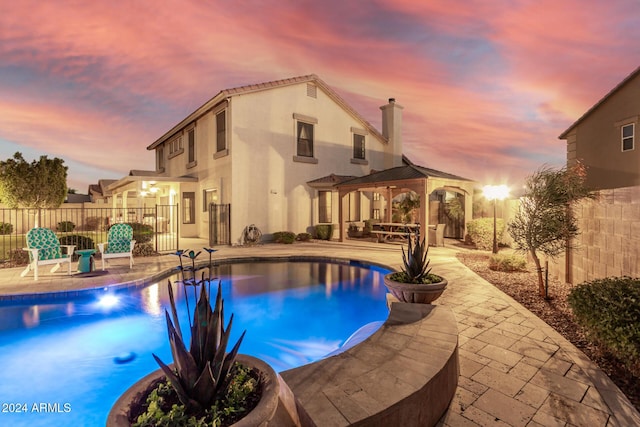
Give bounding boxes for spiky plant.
[387,237,442,284]
[401,237,432,283]
[152,281,246,414]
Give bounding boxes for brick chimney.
[380,98,403,168]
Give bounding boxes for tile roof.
[147,74,387,150]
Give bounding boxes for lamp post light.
[483,185,510,254]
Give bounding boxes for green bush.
[273,231,296,244]
[315,224,333,240]
[133,242,156,257]
[466,218,505,251]
[85,216,108,231]
[59,234,95,251]
[296,232,312,242]
[0,222,13,235]
[57,221,76,232]
[568,276,640,375]
[124,222,154,244]
[488,253,527,272]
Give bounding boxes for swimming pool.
[0,259,390,426]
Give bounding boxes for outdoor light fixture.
[482,184,509,254]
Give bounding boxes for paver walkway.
[0,239,638,426]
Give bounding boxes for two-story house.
[106,74,473,244]
[560,66,640,190]
[555,66,640,283]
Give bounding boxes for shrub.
[315,224,333,240]
[123,222,154,244]
[363,219,379,237]
[273,231,296,244]
[488,253,527,272]
[0,222,13,235]
[57,221,76,232]
[466,218,505,251]
[85,216,108,231]
[133,243,156,257]
[9,248,29,266]
[296,232,312,242]
[568,276,640,375]
[59,234,95,251]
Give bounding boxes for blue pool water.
[0,260,390,426]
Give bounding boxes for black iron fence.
[209,203,231,245]
[0,205,179,264]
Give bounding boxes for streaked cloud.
[0,0,638,190]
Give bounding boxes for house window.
[373,192,380,201]
[353,134,365,159]
[347,192,361,221]
[318,191,331,223]
[182,192,195,224]
[187,128,196,165]
[622,123,635,151]
[157,147,165,171]
[373,208,380,220]
[203,189,218,212]
[297,122,314,157]
[216,110,226,152]
[169,136,183,157]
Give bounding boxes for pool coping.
[0,255,394,302]
[280,301,459,426]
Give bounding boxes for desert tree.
[508,163,593,297]
[0,152,68,226]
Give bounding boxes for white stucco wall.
[153,80,394,243]
[228,82,389,242]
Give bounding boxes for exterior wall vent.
[307,83,317,98]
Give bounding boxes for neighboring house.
[560,66,640,190]
[554,66,640,284]
[88,179,117,203]
[64,193,91,204]
[106,74,473,244]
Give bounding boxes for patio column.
[420,180,428,243]
[338,189,345,242]
[386,187,393,222]
[463,190,472,240]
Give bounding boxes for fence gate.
[209,203,230,245]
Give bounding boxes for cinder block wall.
[548,186,640,284]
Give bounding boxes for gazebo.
[334,163,475,243]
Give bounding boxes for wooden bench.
[370,230,416,243]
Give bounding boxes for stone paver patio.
[0,239,638,426]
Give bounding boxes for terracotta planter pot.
[107,355,280,427]
[383,273,448,304]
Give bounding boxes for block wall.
[548,186,640,284]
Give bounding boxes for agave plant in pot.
[383,237,448,304]
[108,249,281,426]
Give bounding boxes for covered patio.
[335,164,475,243]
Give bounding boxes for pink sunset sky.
[1,0,639,192]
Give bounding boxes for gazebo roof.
[307,173,359,188]
[336,164,473,187]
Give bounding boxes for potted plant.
[108,249,281,426]
[383,237,448,304]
